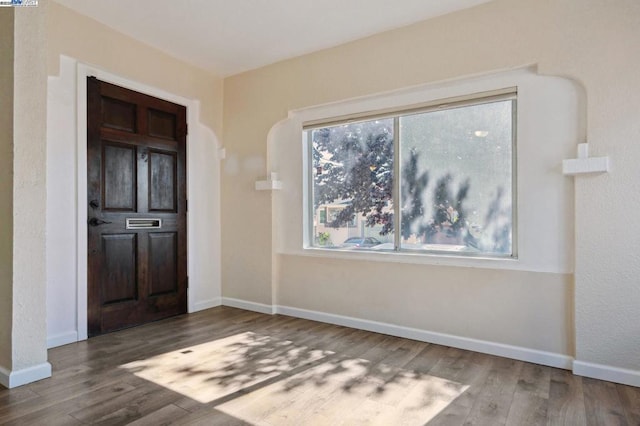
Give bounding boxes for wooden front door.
[87,77,187,337]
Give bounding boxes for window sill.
[283,246,569,274]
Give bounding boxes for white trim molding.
[0,362,52,389]
[573,360,640,388]
[193,298,222,312]
[47,331,78,349]
[222,297,277,315]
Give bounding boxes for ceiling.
[54,0,493,77]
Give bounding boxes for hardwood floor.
[0,307,638,425]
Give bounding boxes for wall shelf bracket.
[255,172,282,190]
[563,143,609,175]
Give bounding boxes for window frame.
[304,89,518,259]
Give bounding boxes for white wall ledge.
[255,172,282,190]
[281,248,571,274]
[563,143,609,175]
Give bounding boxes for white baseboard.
[218,300,572,370]
[192,297,222,313]
[275,305,573,370]
[222,297,276,315]
[47,331,79,349]
[0,362,52,389]
[573,360,640,388]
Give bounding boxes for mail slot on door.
[126,218,162,230]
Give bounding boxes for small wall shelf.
[563,143,609,175]
[255,172,282,190]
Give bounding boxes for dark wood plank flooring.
[0,307,638,425]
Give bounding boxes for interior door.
[87,77,187,337]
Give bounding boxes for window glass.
[311,118,395,249]
[307,95,515,257]
[399,100,514,255]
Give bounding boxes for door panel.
[148,108,177,140]
[102,96,137,132]
[103,143,137,211]
[101,234,138,304]
[149,232,178,296]
[87,77,187,337]
[149,150,177,212]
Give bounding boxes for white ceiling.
[54,0,493,77]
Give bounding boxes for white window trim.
[270,67,579,274]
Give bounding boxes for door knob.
[89,199,100,209]
[88,217,112,226]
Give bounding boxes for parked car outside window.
[340,237,382,248]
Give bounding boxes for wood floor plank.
[505,392,548,426]
[516,361,551,399]
[548,368,587,426]
[125,404,190,426]
[0,381,137,424]
[461,356,524,425]
[3,413,85,426]
[583,377,629,426]
[86,386,188,425]
[174,408,252,426]
[0,306,636,425]
[504,362,551,426]
[402,342,450,375]
[617,383,640,425]
[426,351,495,425]
[0,387,40,409]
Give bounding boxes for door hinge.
[186,276,189,288]
[185,199,188,212]
[185,123,188,136]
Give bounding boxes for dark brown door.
[87,77,187,337]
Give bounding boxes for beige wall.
[223,0,640,373]
[47,2,224,136]
[279,256,572,354]
[0,9,15,372]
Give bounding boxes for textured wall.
[539,1,640,372]
[223,0,640,374]
[11,1,49,371]
[0,9,15,373]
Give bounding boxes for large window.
[306,92,516,257]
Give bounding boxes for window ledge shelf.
[562,143,609,175]
[562,157,609,175]
[255,180,282,190]
[255,172,282,190]
[280,247,571,274]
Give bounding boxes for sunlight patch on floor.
[120,332,333,403]
[217,357,469,425]
[120,331,467,424]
